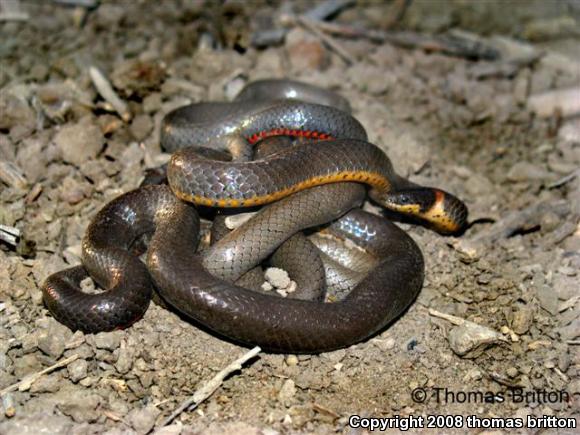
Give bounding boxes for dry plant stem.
[0,225,20,247]
[548,169,580,189]
[0,160,28,190]
[0,354,79,396]
[304,0,355,21]
[300,19,499,60]
[528,87,580,119]
[88,66,132,122]
[155,346,261,431]
[295,16,355,65]
[471,199,569,245]
[428,308,465,326]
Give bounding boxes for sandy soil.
[1,1,579,434]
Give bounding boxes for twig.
[0,224,20,247]
[548,168,580,189]
[568,340,580,345]
[296,19,500,60]
[559,295,579,313]
[52,0,98,7]
[251,28,287,48]
[452,199,571,258]
[154,346,261,431]
[251,0,355,48]
[428,308,465,326]
[292,16,356,65]
[304,0,355,21]
[0,160,28,190]
[528,87,580,119]
[0,354,79,396]
[88,66,132,122]
[468,52,543,80]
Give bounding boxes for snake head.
[376,188,469,235]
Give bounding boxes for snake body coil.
[42,79,467,353]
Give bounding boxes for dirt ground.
[1,1,579,434]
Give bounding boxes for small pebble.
[128,405,161,434]
[115,346,134,374]
[510,307,534,334]
[53,117,105,166]
[447,321,507,358]
[261,281,273,292]
[67,359,88,383]
[506,161,550,182]
[278,379,296,405]
[506,367,519,378]
[129,114,153,141]
[265,268,290,289]
[154,424,184,435]
[93,331,122,351]
[285,28,329,71]
[37,319,72,359]
[285,355,298,366]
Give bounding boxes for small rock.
[506,161,550,182]
[506,367,519,378]
[278,379,296,406]
[111,59,166,98]
[558,318,580,341]
[127,405,161,434]
[115,345,134,374]
[373,337,396,352]
[285,355,298,366]
[57,390,101,422]
[349,64,396,95]
[36,318,73,359]
[129,114,153,141]
[0,414,73,435]
[276,289,288,297]
[264,268,290,289]
[552,274,578,300]
[0,92,35,132]
[286,281,297,293]
[16,137,48,184]
[447,321,507,358]
[12,353,42,378]
[534,281,559,315]
[142,93,163,113]
[93,331,122,351]
[510,306,534,334]
[30,373,62,393]
[286,28,329,71]
[261,281,273,292]
[67,359,88,383]
[558,350,571,372]
[54,117,105,166]
[59,176,88,205]
[154,423,183,435]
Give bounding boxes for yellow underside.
[175,171,390,208]
[387,195,459,233]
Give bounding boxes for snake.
[42,79,468,353]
